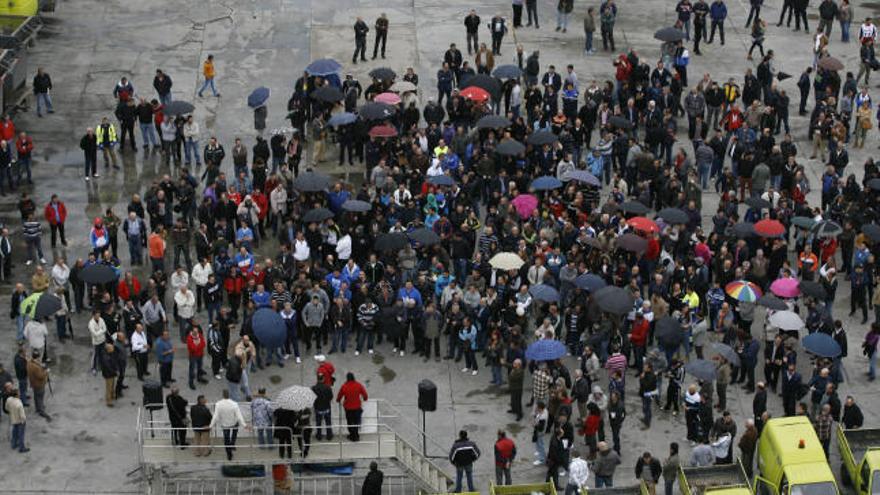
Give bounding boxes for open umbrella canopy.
[725,280,763,302]
[302,207,334,223]
[769,310,804,331]
[627,217,659,234]
[620,200,650,215]
[274,385,317,411]
[770,278,800,298]
[305,58,342,76]
[248,87,270,108]
[657,208,688,224]
[163,100,195,116]
[593,286,634,315]
[374,232,409,252]
[654,27,686,42]
[616,233,648,252]
[389,81,417,93]
[327,112,357,127]
[711,343,741,366]
[341,199,372,212]
[757,294,788,311]
[575,273,607,292]
[460,73,501,98]
[33,292,62,320]
[790,216,816,229]
[369,67,397,81]
[368,124,398,138]
[427,174,456,186]
[732,222,756,238]
[531,175,563,191]
[253,308,287,348]
[80,264,119,285]
[812,220,842,238]
[408,227,440,246]
[525,339,567,361]
[817,56,845,71]
[655,316,683,347]
[754,219,785,237]
[527,130,558,146]
[529,284,560,302]
[460,86,490,102]
[492,64,522,79]
[745,197,772,210]
[798,280,827,299]
[511,194,539,219]
[685,359,718,381]
[496,138,526,156]
[489,252,525,271]
[864,223,880,242]
[311,85,343,103]
[802,333,842,358]
[476,114,511,129]
[293,170,331,192]
[358,102,397,120]
[374,92,401,105]
[608,115,633,129]
[564,170,601,186]
[868,178,880,191]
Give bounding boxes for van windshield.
[789,482,838,495]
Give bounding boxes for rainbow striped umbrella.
[725,280,763,302]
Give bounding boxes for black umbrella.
[460,73,501,98]
[496,138,526,156]
[34,292,62,320]
[616,233,648,253]
[799,280,827,299]
[757,294,788,311]
[80,264,118,285]
[868,178,880,191]
[593,286,634,315]
[608,116,633,129]
[863,224,880,242]
[293,170,331,192]
[619,200,650,215]
[657,208,688,224]
[163,101,195,116]
[341,199,372,212]
[745,197,772,210]
[712,343,741,366]
[358,102,397,120]
[427,175,456,186]
[374,232,408,252]
[527,130,558,146]
[302,207,334,223]
[654,27,686,42]
[812,220,842,238]
[369,67,397,81]
[476,115,511,129]
[776,72,792,81]
[655,316,683,347]
[685,359,717,381]
[408,227,440,246]
[312,85,344,103]
[492,64,522,79]
[732,222,756,238]
[575,273,607,292]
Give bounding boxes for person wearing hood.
[90,217,110,258]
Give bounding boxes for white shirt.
[293,238,311,261]
[170,271,190,292]
[174,290,196,319]
[51,263,70,288]
[336,234,352,260]
[568,457,590,487]
[191,262,213,287]
[210,398,246,428]
[89,317,108,346]
[24,320,48,349]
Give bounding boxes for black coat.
[361,470,384,495]
[166,393,188,426]
[190,404,212,430]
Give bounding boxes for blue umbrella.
[525,339,567,361]
[564,169,601,187]
[531,175,563,191]
[802,333,842,358]
[253,308,287,348]
[327,112,357,127]
[305,58,342,76]
[248,87,270,108]
[427,175,455,186]
[341,199,372,212]
[575,273,606,292]
[492,64,522,79]
[529,284,560,302]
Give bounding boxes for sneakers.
[354,351,360,356]
[399,350,405,357]
[39,258,46,264]
[472,370,478,376]
[25,260,32,266]
[215,374,222,380]
[461,368,470,373]
[392,347,398,353]
[368,349,374,355]
[533,459,544,466]
[93,173,100,178]
[295,357,302,364]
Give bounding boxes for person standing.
[99,343,118,407]
[464,10,481,54]
[186,326,208,390]
[211,389,246,460]
[662,443,680,495]
[96,117,119,169]
[564,449,589,494]
[26,350,50,421]
[494,429,516,485]
[526,0,539,28]
[449,429,481,492]
[336,372,368,441]
[708,0,726,44]
[593,441,621,487]
[123,212,147,266]
[739,419,758,477]
[489,14,507,55]
[5,389,28,453]
[0,227,12,280]
[190,395,213,457]
[635,451,662,495]
[155,330,175,388]
[131,323,150,381]
[136,98,158,149]
[639,363,657,429]
[198,55,219,98]
[693,0,709,53]
[80,127,98,180]
[175,285,196,343]
[508,358,524,420]
[115,97,137,152]
[352,17,369,64]
[153,69,173,106]
[744,0,762,27]
[584,8,596,54]
[251,388,273,448]
[600,0,616,51]
[556,0,573,32]
[372,14,388,59]
[781,363,802,416]
[32,67,53,117]
[361,461,384,494]
[15,131,33,185]
[43,194,67,249]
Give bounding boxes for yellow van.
[837,425,880,495]
[754,416,839,495]
[679,461,753,495]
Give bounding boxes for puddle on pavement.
[464,386,505,398]
[371,354,385,365]
[269,375,282,384]
[73,430,103,445]
[57,354,74,375]
[506,423,524,435]
[41,466,50,474]
[378,366,396,383]
[84,457,103,464]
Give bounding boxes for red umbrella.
[754,219,785,238]
[627,216,659,234]
[368,124,398,138]
[460,86,490,102]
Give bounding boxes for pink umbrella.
[511,194,539,219]
[770,278,801,298]
[375,92,401,105]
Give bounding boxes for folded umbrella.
[293,170,331,192]
[248,87,270,108]
[619,200,650,215]
[527,130,558,146]
[341,199,372,212]
[327,112,357,127]
[732,222,756,238]
[769,310,804,331]
[776,72,792,81]
[790,216,816,229]
[489,252,525,271]
[374,232,408,252]
[608,115,633,129]
[655,316,683,347]
[769,278,800,298]
[460,73,501,98]
[492,64,522,79]
[529,284,560,303]
[754,219,785,238]
[627,217,659,234]
[33,292,62,320]
[311,85,343,103]
[274,384,318,411]
[427,175,455,186]
[725,280,763,302]
[368,124,398,138]
[745,197,772,210]
[802,332,842,358]
[374,92,401,105]
[253,308,287,348]
[496,138,526,156]
[163,101,195,116]
[358,102,397,120]
[476,114,511,129]
[656,207,688,225]
[408,227,440,246]
[389,81,417,93]
[369,67,397,81]
[525,339,567,361]
[302,207,334,223]
[575,273,606,292]
[564,170,601,186]
[757,294,788,311]
[305,58,342,76]
[531,175,563,191]
[80,264,119,285]
[798,280,827,299]
[593,286,634,315]
[654,27,686,42]
[460,86,490,102]
[511,194,539,219]
[685,359,718,381]
[812,220,842,238]
[863,223,880,242]
[616,233,648,252]
[711,343,741,367]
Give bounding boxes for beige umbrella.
[390,81,417,93]
[489,252,524,271]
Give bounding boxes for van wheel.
[841,464,851,487]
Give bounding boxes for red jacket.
[336,379,368,410]
[15,136,32,157]
[494,437,517,467]
[186,331,206,358]
[43,201,67,226]
[317,362,336,386]
[224,274,244,295]
[629,318,649,347]
[117,277,142,302]
[0,119,15,142]
[582,414,601,436]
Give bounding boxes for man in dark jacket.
[153,69,173,106]
[32,67,53,117]
[352,17,369,64]
[80,128,98,180]
[190,394,213,456]
[312,375,334,440]
[166,386,189,447]
[634,451,662,492]
[797,67,812,115]
[449,430,481,492]
[115,98,137,151]
[781,363,802,416]
[361,461,384,495]
[464,10,481,53]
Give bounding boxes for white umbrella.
[489,252,524,271]
[768,310,804,331]
[390,81,417,93]
[274,385,317,411]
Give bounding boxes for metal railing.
[140,424,296,465]
[293,474,418,495]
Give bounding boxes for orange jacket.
[203,60,215,79]
[148,233,165,259]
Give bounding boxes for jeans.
[11,423,25,451]
[585,31,593,52]
[556,11,569,29]
[184,138,201,165]
[331,326,349,353]
[596,475,613,488]
[455,465,475,492]
[159,361,173,386]
[466,32,479,54]
[35,92,53,115]
[17,378,28,406]
[356,329,374,352]
[495,465,512,485]
[222,426,239,459]
[257,427,272,448]
[665,478,675,495]
[565,483,584,495]
[139,122,158,146]
[159,93,172,106]
[642,395,653,426]
[17,156,31,184]
[188,356,203,386]
[25,237,44,262]
[128,236,143,265]
[699,162,711,188]
[841,21,851,42]
[84,154,96,177]
[870,351,877,379]
[315,408,333,439]
[534,433,546,462]
[15,315,25,341]
[491,365,503,385]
